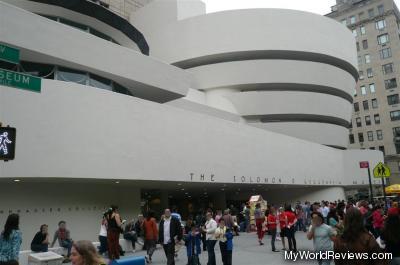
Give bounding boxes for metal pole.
[382,177,387,211]
[367,165,373,203]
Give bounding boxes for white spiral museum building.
[0,0,383,249]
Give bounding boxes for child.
[215,219,233,265]
[185,224,201,265]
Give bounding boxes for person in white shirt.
[215,219,231,265]
[98,217,108,255]
[158,209,183,265]
[321,202,330,224]
[202,212,217,265]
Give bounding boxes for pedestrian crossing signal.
[0,127,16,161]
[373,162,390,178]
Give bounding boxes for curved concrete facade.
[131,5,357,147]
[0,1,189,102]
[136,9,358,75]
[189,60,356,102]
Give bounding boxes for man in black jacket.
[159,208,183,265]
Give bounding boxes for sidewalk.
[121,231,318,265]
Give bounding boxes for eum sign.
[0,68,41,92]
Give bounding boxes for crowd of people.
[250,199,400,265]
[0,199,399,265]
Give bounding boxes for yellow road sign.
[373,162,391,178]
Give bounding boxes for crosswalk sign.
[373,162,391,178]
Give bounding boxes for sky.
[202,0,400,16]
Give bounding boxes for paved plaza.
[123,231,317,265]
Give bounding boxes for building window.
[374,114,380,124]
[362,39,368,49]
[372,98,378,108]
[349,134,355,144]
[368,8,375,18]
[56,67,88,85]
[360,25,366,35]
[367,68,373,78]
[388,94,399,105]
[363,100,369,110]
[369,83,375,93]
[370,147,376,150]
[367,131,374,141]
[352,29,357,37]
[365,115,371,125]
[380,47,392,59]
[356,42,360,51]
[358,55,362,65]
[341,19,347,25]
[385,78,397,89]
[390,110,400,121]
[359,71,364,80]
[364,54,371,63]
[354,88,357,97]
[350,15,356,24]
[379,145,385,155]
[377,33,389,44]
[375,19,386,30]
[382,63,394,74]
[356,117,362,127]
[396,144,400,154]
[89,73,112,91]
[376,130,383,140]
[378,4,384,15]
[354,102,360,112]
[361,86,367,95]
[358,132,364,142]
[393,127,400,137]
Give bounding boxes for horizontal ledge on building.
[28,0,149,55]
[325,145,347,150]
[172,50,358,81]
[244,114,351,128]
[201,83,353,103]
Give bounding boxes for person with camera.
[307,211,336,265]
[105,205,124,260]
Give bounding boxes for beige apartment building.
[327,0,400,185]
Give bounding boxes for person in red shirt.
[143,211,158,263]
[372,205,384,238]
[285,205,298,252]
[387,201,399,216]
[278,207,287,250]
[267,207,279,252]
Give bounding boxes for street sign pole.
[367,165,373,203]
[381,177,387,211]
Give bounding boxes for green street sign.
[0,68,41,93]
[0,44,20,64]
